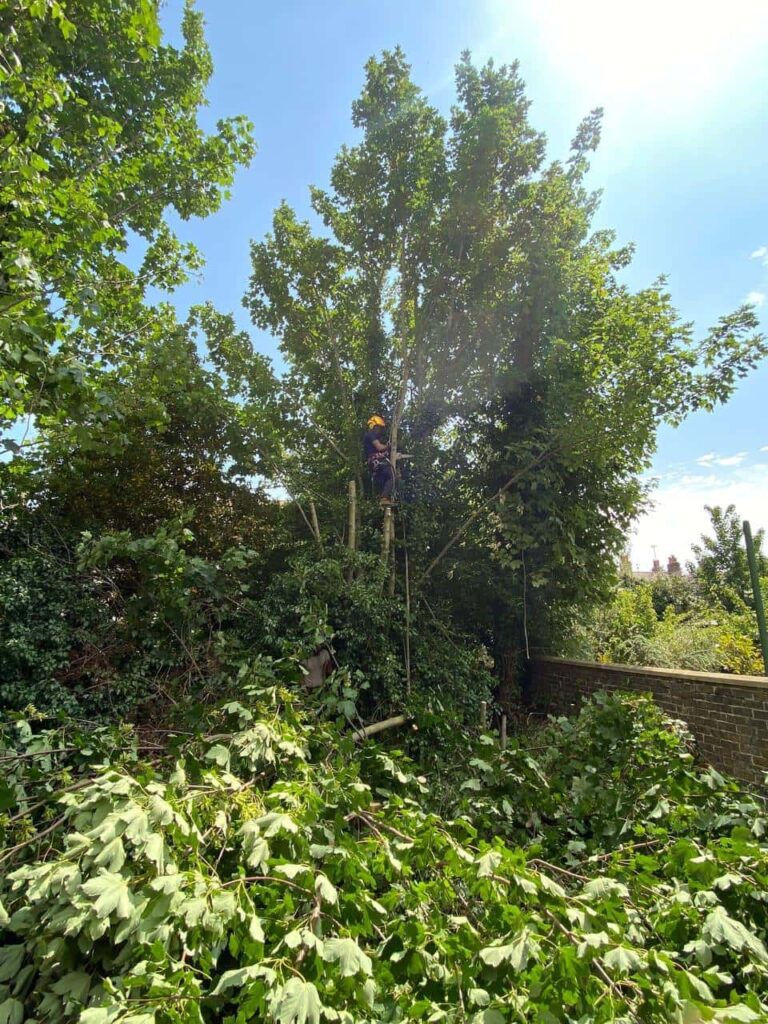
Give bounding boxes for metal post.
[743,520,768,675]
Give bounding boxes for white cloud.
[761,445,768,453]
[746,291,766,307]
[751,245,768,264]
[695,451,747,468]
[631,463,768,569]
[714,452,748,467]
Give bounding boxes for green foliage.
[689,506,766,613]
[1,684,766,1023]
[245,48,767,683]
[572,579,764,675]
[573,504,766,676]
[0,0,254,432]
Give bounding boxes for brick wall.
[529,657,768,787]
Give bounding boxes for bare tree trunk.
[347,480,357,552]
[309,501,323,551]
[382,505,394,564]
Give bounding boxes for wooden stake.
[347,480,357,552]
[479,700,487,730]
[500,714,507,750]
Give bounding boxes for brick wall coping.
[533,656,768,691]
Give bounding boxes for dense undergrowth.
[1,667,766,1024]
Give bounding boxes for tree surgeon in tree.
[363,415,394,504]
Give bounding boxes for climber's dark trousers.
[373,463,395,499]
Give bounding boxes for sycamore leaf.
[471,1011,504,1024]
[682,971,713,1004]
[147,795,174,826]
[703,907,768,962]
[143,833,165,871]
[81,871,132,919]
[713,1007,759,1022]
[603,946,643,975]
[314,873,338,905]
[468,989,490,1007]
[51,972,91,1002]
[274,864,309,880]
[475,851,502,879]
[254,812,299,837]
[206,744,231,768]
[0,946,24,983]
[582,878,630,901]
[576,931,611,957]
[322,937,373,977]
[479,929,539,971]
[93,837,126,873]
[213,964,270,995]
[77,1008,121,1024]
[269,978,322,1024]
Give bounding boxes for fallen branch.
[352,714,409,742]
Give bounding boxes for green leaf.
[78,1007,120,1024]
[314,873,338,904]
[603,946,643,975]
[254,812,299,837]
[274,864,309,880]
[472,1012,504,1024]
[0,998,23,1024]
[0,948,25,984]
[321,937,373,977]
[479,929,540,971]
[703,906,768,962]
[93,837,127,872]
[582,877,630,901]
[212,964,268,995]
[269,978,322,1024]
[712,1007,759,1022]
[81,870,132,919]
[475,851,502,878]
[206,744,231,768]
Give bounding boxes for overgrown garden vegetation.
[574,505,768,675]
[1,2,767,1021]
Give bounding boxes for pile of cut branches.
[1,673,766,1024]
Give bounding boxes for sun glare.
[489,0,768,121]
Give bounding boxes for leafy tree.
[689,504,766,611]
[30,306,283,556]
[246,50,766,695]
[0,0,254,438]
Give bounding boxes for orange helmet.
[367,415,386,429]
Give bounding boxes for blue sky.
[160,0,768,567]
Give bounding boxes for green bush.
[1,685,766,1024]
